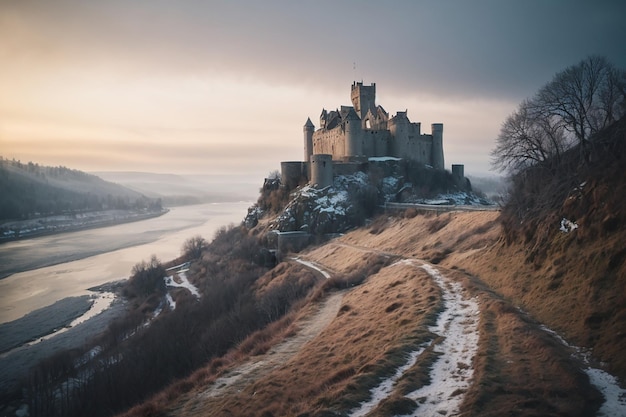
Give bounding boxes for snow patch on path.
[348,260,480,417]
[350,346,428,417]
[292,257,332,279]
[540,324,626,416]
[402,263,480,417]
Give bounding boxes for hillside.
[4,121,624,416]
[0,159,164,240]
[120,121,624,416]
[113,206,615,417]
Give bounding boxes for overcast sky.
[1,0,625,179]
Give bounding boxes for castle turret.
[344,107,362,158]
[310,154,333,188]
[431,123,444,170]
[350,81,376,123]
[304,118,315,162]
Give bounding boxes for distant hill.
[93,171,259,206]
[0,158,158,221]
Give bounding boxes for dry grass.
[163,253,442,416]
[442,268,603,416]
[122,209,622,416]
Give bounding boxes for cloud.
[1,0,624,177]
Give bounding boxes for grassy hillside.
[144,116,625,415]
[6,118,624,416]
[113,209,609,417]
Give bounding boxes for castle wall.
[388,116,423,160]
[361,129,391,157]
[404,136,433,165]
[333,161,363,177]
[313,127,345,160]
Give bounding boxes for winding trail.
[402,263,480,416]
[199,291,345,400]
[173,237,625,416]
[349,260,480,417]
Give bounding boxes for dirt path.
[170,259,346,416]
[348,260,480,417]
[170,235,624,416]
[200,291,345,400]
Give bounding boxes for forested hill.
[0,158,161,221]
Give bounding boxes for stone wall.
[313,126,345,160]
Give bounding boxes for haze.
[1,0,624,180]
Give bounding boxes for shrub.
[124,255,166,298]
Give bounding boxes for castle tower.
[388,111,410,157]
[431,123,444,170]
[451,164,465,186]
[303,118,315,162]
[344,108,363,158]
[310,154,333,188]
[350,81,376,122]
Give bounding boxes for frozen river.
[0,201,251,324]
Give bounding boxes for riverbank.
[0,208,168,244]
[0,286,127,397]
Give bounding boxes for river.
[0,201,251,324]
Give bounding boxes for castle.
[281,81,456,189]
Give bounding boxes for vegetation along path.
[164,212,625,416]
[168,260,345,416]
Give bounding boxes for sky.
[1,0,625,180]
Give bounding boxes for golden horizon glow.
[1,1,623,178]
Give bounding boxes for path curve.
[184,260,344,408]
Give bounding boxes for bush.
[181,235,208,260]
[124,255,166,298]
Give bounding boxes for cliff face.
[270,172,377,235]
[250,162,492,238]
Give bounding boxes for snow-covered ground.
[539,324,626,416]
[164,271,200,299]
[1,208,166,240]
[350,346,428,417]
[402,263,480,416]
[349,260,480,417]
[292,257,332,279]
[161,265,201,313]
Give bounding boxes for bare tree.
[491,100,570,175]
[182,235,208,259]
[532,55,626,162]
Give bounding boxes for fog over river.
[0,202,251,324]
